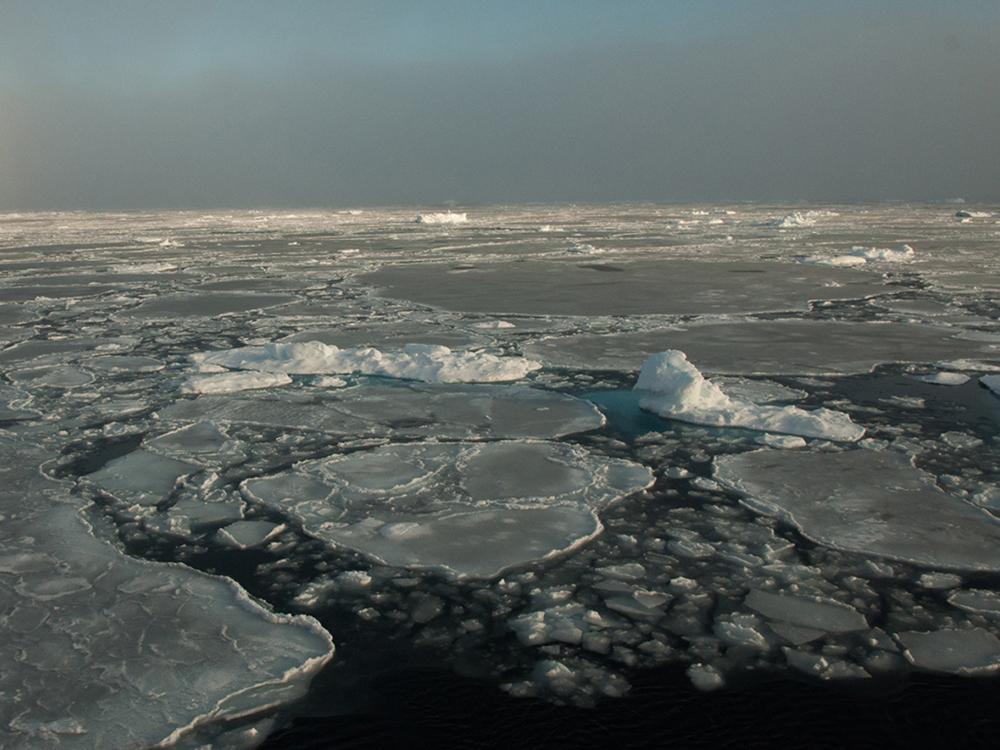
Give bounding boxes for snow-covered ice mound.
[415,211,468,224]
[161,382,604,440]
[242,441,653,579]
[191,341,541,383]
[766,210,838,228]
[634,351,864,442]
[802,244,915,267]
[0,437,334,749]
[715,449,1000,571]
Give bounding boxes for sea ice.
[359,259,884,316]
[897,629,1000,674]
[715,449,1000,571]
[526,320,993,374]
[86,449,202,506]
[191,341,541,383]
[161,382,604,439]
[0,437,333,749]
[242,441,653,578]
[634,351,864,441]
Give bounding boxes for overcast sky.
[1,1,998,209]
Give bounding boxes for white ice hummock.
[634,350,864,442]
[191,341,541,384]
[415,212,468,224]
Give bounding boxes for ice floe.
[242,441,653,578]
[0,437,333,749]
[634,351,864,441]
[715,449,1000,571]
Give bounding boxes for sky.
[1,1,998,209]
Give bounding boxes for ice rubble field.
[1,204,1000,747]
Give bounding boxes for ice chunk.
[182,371,293,394]
[897,629,1000,674]
[0,437,333,749]
[242,441,652,578]
[191,341,541,383]
[147,421,231,456]
[217,520,286,549]
[980,375,1000,396]
[634,351,864,442]
[766,210,838,228]
[745,589,868,633]
[415,211,468,224]
[948,589,1000,615]
[716,449,1000,571]
[802,244,915,266]
[918,372,970,386]
[86,450,202,506]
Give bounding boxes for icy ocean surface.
[1,204,1000,747]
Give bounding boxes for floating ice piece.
[0,437,334,749]
[217,520,286,549]
[634,351,864,441]
[415,212,468,224]
[241,441,653,579]
[948,589,1000,615]
[86,449,202,506]
[802,244,914,267]
[745,589,868,633]
[182,371,293,394]
[147,421,231,456]
[918,372,970,386]
[191,341,541,384]
[756,434,807,449]
[715,449,1000,571]
[86,355,164,373]
[897,629,1000,674]
[980,375,1000,396]
[687,663,725,690]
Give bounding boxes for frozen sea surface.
[2,204,1000,746]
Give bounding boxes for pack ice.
[0,437,333,749]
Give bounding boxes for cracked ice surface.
[0,437,333,749]
[242,441,653,578]
[160,382,604,440]
[715,449,1000,571]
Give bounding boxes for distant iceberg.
[765,210,839,228]
[801,243,915,267]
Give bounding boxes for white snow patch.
[918,371,970,386]
[191,341,541,384]
[634,350,864,442]
[802,244,914,267]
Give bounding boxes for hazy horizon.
[3,1,999,211]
